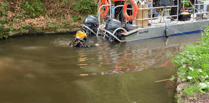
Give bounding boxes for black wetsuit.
[114,1,125,23]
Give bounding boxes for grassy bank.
[0,0,98,39]
[171,26,209,102]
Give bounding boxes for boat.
[81,0,209,42]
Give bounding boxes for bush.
[21,0,46,18]
[171,26,209,96]
[74,0,97,15]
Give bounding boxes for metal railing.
[193,0,209,21]
[97,3,112,37]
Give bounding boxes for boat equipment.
[82,15,99,36]
[79,0,209,43]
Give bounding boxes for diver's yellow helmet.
[76,30,87,39]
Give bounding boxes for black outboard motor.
[105,19,124,42]
[83,15,99,36]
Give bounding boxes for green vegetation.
[46,20,57,26]
[0,0,98,39]
[0,2,9,17]
[9,26,16,31]
[13,18,20,23]
[74,0,97,15]
[71,15,81,21]
[17,13,24,18]
[21,0,46,18]
[19,23,31,32]
[60,20,70,25]
[0,17,9,24]
[171,26,209,97]
[0,24,9,39]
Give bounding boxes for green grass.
[171,26,209,97]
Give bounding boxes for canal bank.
[0,0,97,39]
[7,27,81,37]
[172,27,209,103]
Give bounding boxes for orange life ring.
[123,0,138,21]
[102,0,111,4]
[113,0,125,2]
[98,0,110,17]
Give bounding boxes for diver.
[69,30,90,48]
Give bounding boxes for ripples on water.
[0,34,200,103]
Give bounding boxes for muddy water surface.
[0,34,200,103]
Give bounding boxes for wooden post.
[136,2,148,28]
[142,3,148,28]
[136,3,143,28]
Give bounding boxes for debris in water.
[77,64,87,66]
[22,46,46,50]
[80,74,88,76]
[161,59,171,67]
[90,73,98,75]
[95,44,99,46]
[101,72,104,75]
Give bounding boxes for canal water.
[0,34,200,103]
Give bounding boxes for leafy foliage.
[0,17,9,24]
[71,15,81,21]
[0,2,9,17]
[17,13,25,18]
[13,18,20,23]
[0,24,9,39]
[171,26,209,96]
[74,0,97,15]
[21,0,46,18]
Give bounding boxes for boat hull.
[125,20,209,42]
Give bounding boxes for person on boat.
[113,0,125,23]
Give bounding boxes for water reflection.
[81,43,184,76]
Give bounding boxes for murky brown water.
[0,34,200,103]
